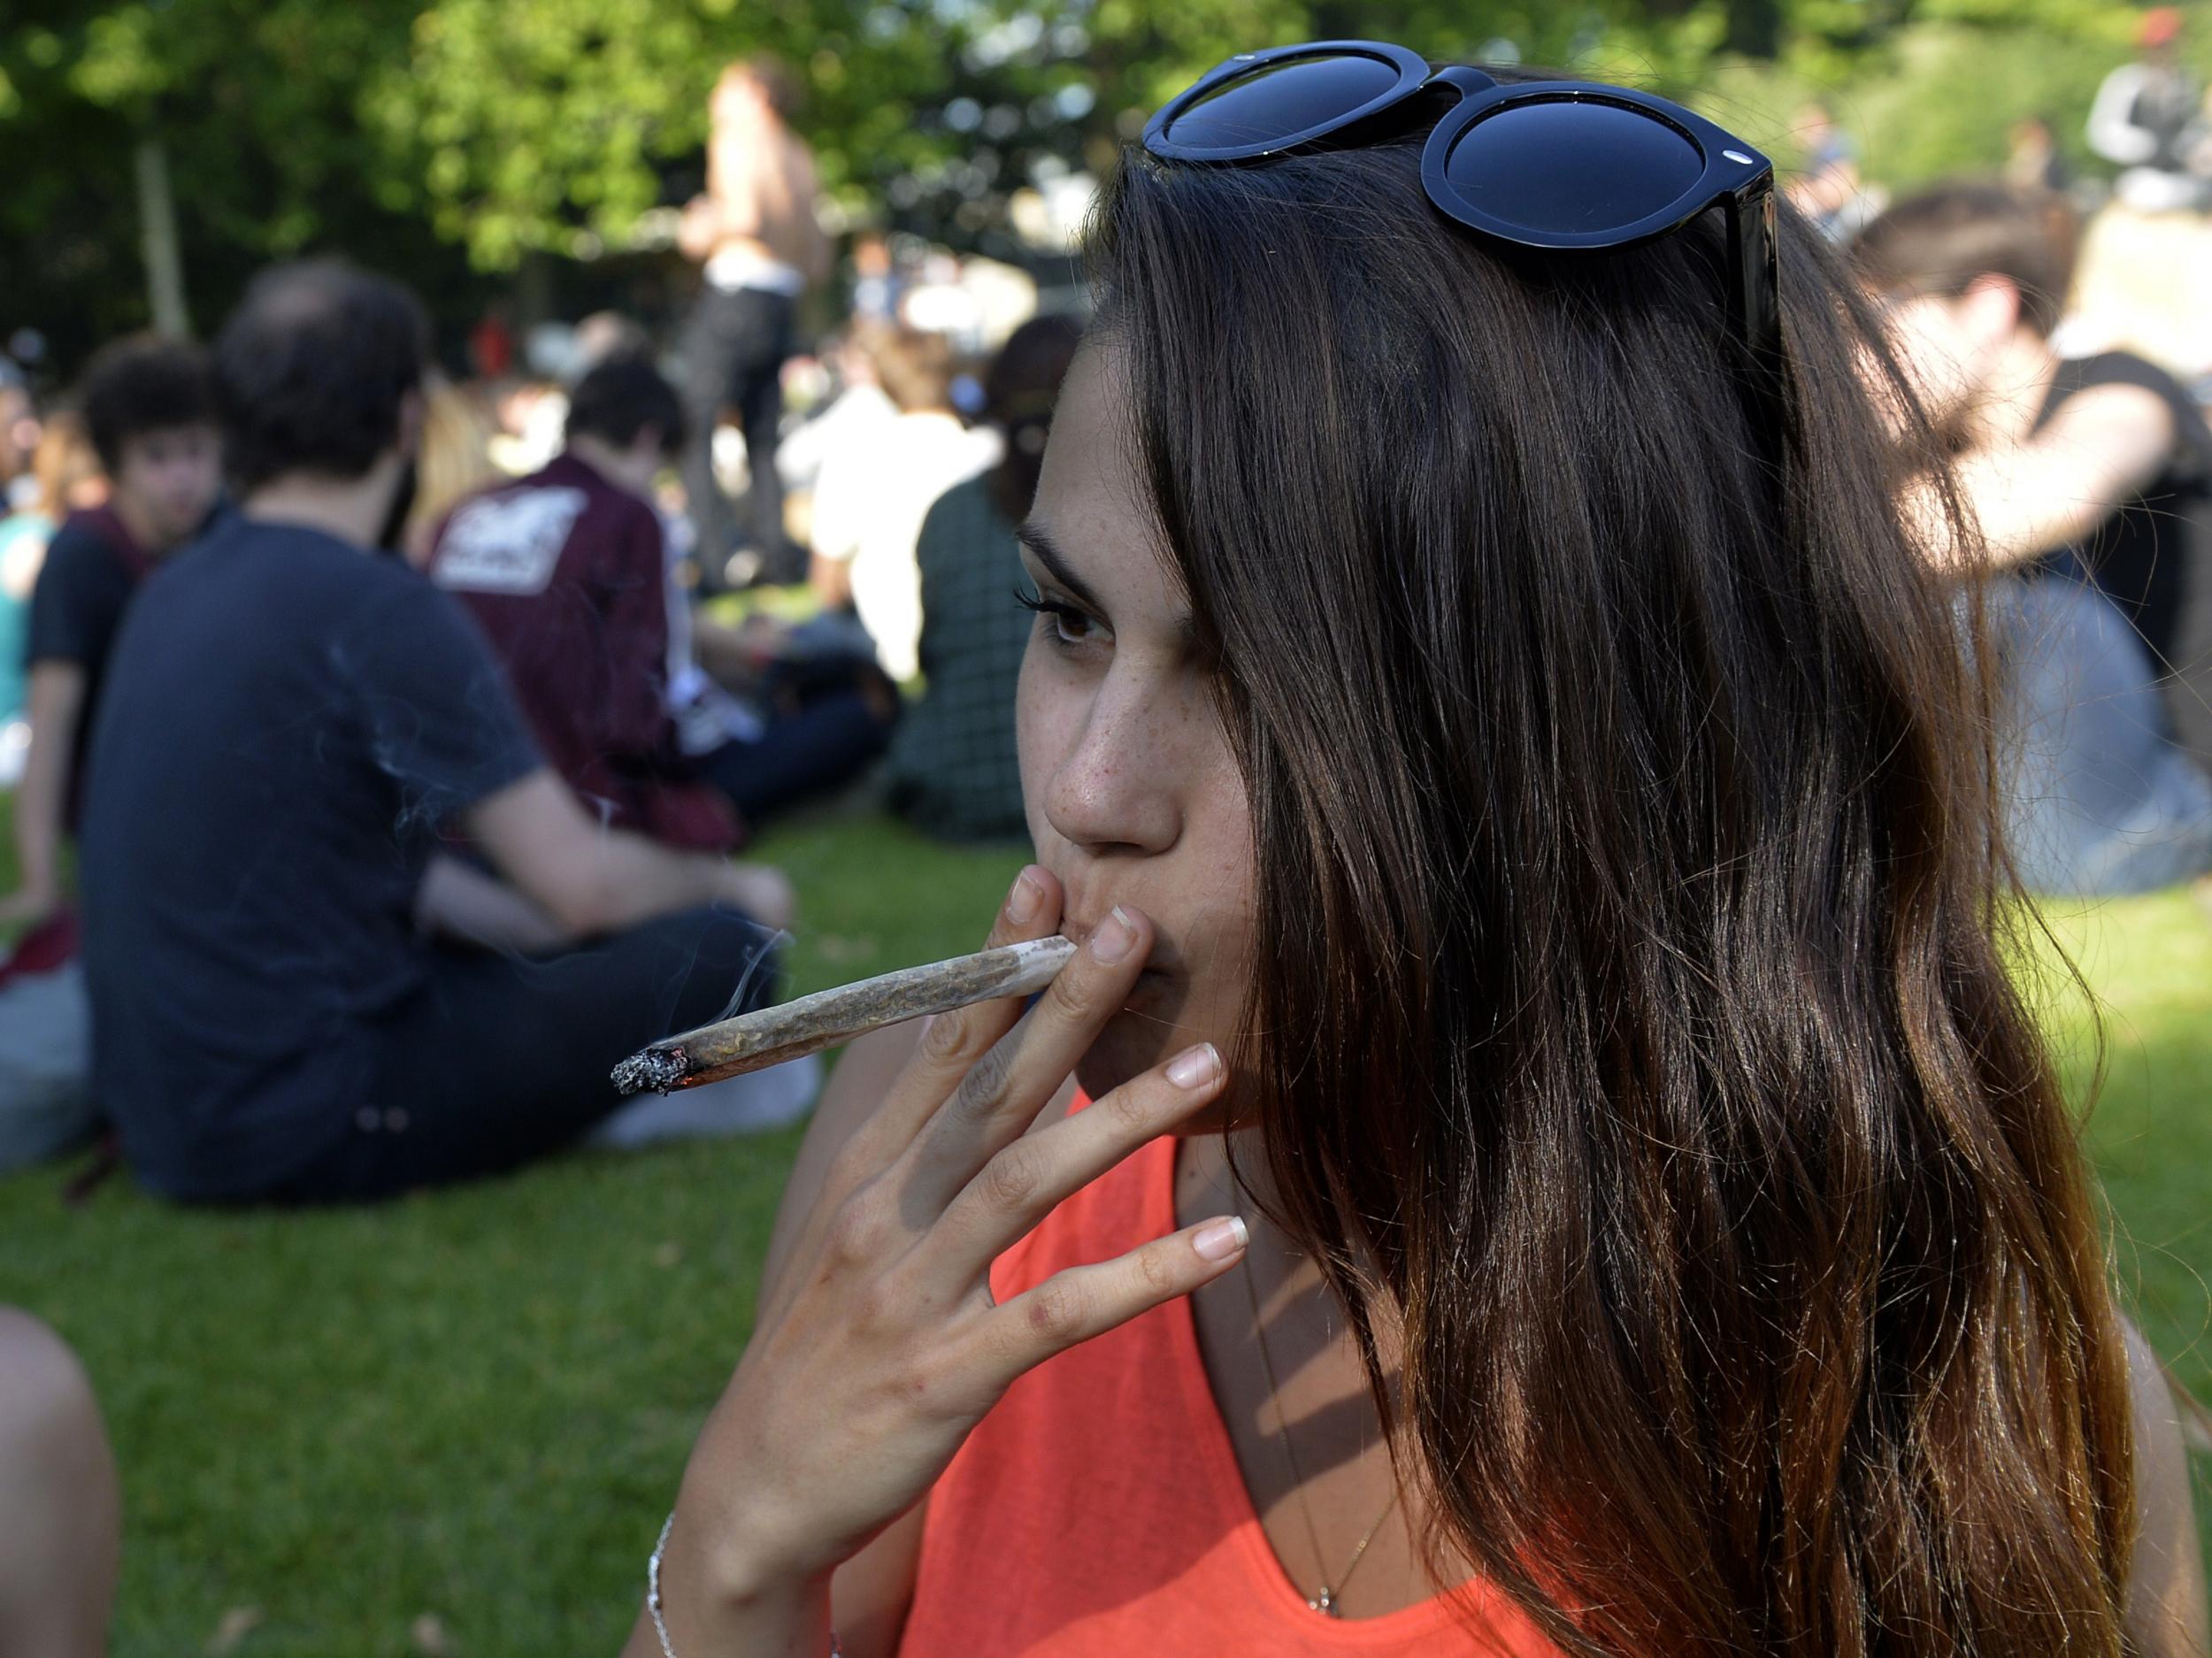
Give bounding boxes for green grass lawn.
[0,814,2205,1655]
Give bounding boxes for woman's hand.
[648,867,1245,1652]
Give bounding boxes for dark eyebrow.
[1015,516,1203,651]
[1013,518,1108,616]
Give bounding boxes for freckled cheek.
[1183,872,1258,1045]
[1122,794,1259,1055]
[1014,645,1080,848]
[1179,764,1260,1040]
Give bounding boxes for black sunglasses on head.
[1142,41,1781,380]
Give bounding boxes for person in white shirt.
[807,323,1000,683]
[771,329,899,500]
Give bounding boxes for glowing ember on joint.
[610,1047,693,1097]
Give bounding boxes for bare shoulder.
[2121,1317,2209,1658]
[0,1307,102,1447]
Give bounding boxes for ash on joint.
[611,1047,691,1097]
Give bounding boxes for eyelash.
[1013,587,1100,649]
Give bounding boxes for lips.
[1060,912,1182,980]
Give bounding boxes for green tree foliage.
[354,0,1839,275]
[0,0,497,369]
[1697,0,2163,177]
[3,0,2205,377]
[358,0,1318,269]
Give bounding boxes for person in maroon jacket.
[433,355,895,845]
[429,357,741,852]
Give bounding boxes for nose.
[1040,669,1183,858]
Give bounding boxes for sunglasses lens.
[1442,99,1705,234]
[1162,52,1403,151]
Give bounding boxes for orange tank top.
[894,1125,1563,1658]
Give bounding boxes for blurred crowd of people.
[0,147,2206,1203]
[0,64,1101,1651]
[1858,184,2212,894]
[0,52,2207,1194]
[0,58,1087,1224]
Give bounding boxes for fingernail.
[1193,1216,1248,1263]
[1091,905,1137,964]
[1165,1043,1219,1090]
[1008,869,1043,925]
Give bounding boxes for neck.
[1184,1119,1409,1360]
[245,456,403,550]
[1186,1126,1333,1299]
[565,434,656,499]
[1966,329,2062,451]
[106,491,167,556]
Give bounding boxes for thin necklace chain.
[1239,1249,1401,1617]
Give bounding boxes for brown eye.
[1014,588,1101,649]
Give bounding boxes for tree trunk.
[134,137,190,337]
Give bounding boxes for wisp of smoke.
[714,926,795,1025]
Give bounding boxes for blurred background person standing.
[2086,7,2205,211]
[678,57,830,591]
[2005,114,2075,198]
[1785,102,1876,239]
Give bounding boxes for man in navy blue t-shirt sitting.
[80,260,795,1203]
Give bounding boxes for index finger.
[761,865,1067,1314]
[833,864,1067,1176]
[977,1213,1250,1390]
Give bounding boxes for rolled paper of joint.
[611,935,1079,1096]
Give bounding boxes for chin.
[1072,1014,1164,1105]
[1073,997,1253,1139]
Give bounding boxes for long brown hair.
[1088,90,2135,1655]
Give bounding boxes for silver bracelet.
[648,1511,841,1656]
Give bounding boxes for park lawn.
[0,810,1030,1657]
[0,811,2204,1656]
